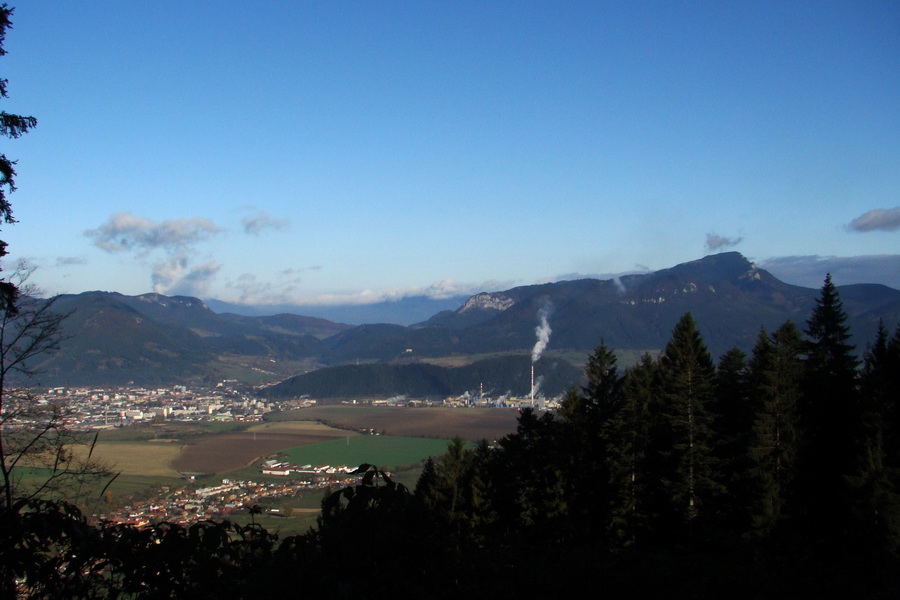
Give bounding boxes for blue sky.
[2,1,899,305]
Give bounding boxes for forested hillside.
[261,354,580,399]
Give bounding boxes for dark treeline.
[261,354,581,399]
[3,275,900,598]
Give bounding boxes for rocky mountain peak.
[458,292,515,313]
[739,262,764,282]
[137,293,208,311]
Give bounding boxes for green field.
[12,467,183,507]
[12,407,505,508]
[281,435,453,469]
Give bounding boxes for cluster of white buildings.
[93,474,358,529]
[26,383,301,428]
[260,460,357,477]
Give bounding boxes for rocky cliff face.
[458,292,515,313]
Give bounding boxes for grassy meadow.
[73,441,183,478]
[280,435,453,470]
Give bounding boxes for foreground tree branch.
[0,266,109,511]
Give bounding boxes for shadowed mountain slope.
[23,292,349,386]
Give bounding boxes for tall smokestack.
[531,364,534,403]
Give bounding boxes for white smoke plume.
[85,212,222,295]
[531,298,553,363]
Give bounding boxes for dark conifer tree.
[0,4,37,313]
[715,348,751,449]
[712,347,752,531]
[796,274,861,549]
[852,321,900,555]
[803,274,859,405]
[859,320,892,444]
[467,440,500,543]
[886,325,900,464]
[580,341,622,421]
[656,313,721,532]
[605,353,657,547]
[555,342,621,537]
[415,457,440,507]
[746,322,803,536]
[860,322,900,463]
[491,408,572,542]
[414,437,474,533]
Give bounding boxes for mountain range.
[19,252,900,393]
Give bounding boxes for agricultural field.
[12,466,183,509]
[280,435,453,470]
[267,405,522,441]
[74,441,182,478]
[171,421,355,474]
[69,419,367,483]
[68,406,523,482]
[30,405,525,513]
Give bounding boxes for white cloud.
[705,232,743,251]
[223,277,512,307]
[54,256,87,267]
[85,212,220,253]
[241,211,289,235]
[848,207,900,232]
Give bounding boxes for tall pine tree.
[656,313,721,532]
[605,353,657,547]
[557,341,621,538]
[746,322,803,536]
[795,274,861,549]
[713,347,752,532]
[852,321,900,556]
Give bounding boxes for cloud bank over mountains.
[71,207,900,307]
[78,210,512,304]
[228,277,514,308]
[759,254,900,290]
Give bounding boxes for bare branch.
[0,266,105,510]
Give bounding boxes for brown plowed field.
[171,432,345,474]
[280,406,521,441]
